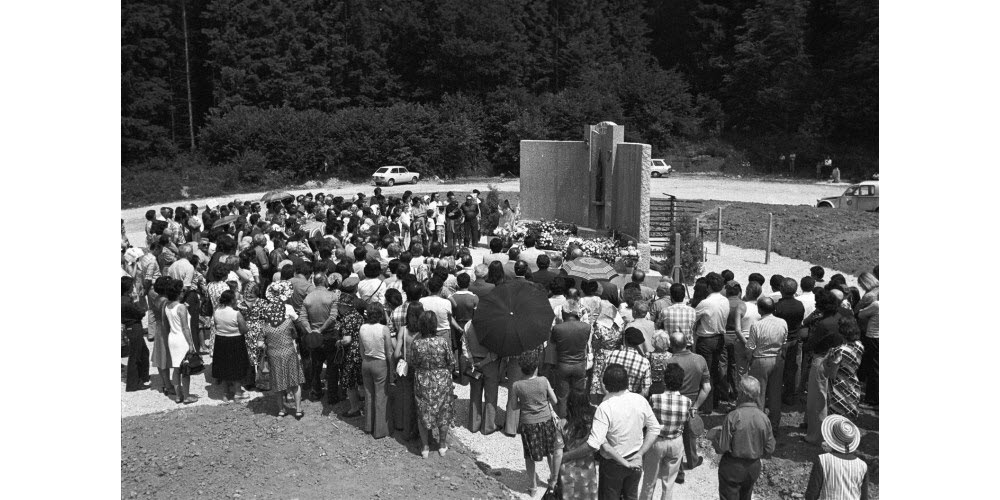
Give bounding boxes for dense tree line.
[122,0,878,181]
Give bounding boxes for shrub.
[662,215,703,284]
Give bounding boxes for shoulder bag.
[396,333,409,377]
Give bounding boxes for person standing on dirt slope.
[766,275,784,301]
[665,330,711,485]
[693,272,730,413]
[562,364,661,500]
[747,297,788,429]
[712,376,775,500]
[460,194,480,248]
[774,278,805,406]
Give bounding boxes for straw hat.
[821,415,861,453]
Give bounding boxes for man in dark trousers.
[444,191,463,247]
[296,274,339,401]
[462,320,500,435]
[711,376,775,500]
[530,254,558,290]
[550,305,592,417]
[460,194,480,248]
[774,277,806,405]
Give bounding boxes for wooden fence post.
[673,232,682,283]
[716,206,722,255]
[765,213,773,264]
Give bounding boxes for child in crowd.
[511,349,563,496]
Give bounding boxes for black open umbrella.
[472,280,555,357]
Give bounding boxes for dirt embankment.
[121,399,511,500]
[697,201,879,276]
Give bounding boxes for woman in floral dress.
[829,317,865,421]
[589,302,623,402]
[259,282,305,419]
[239,283,267,391]
[647,331,673,396]
[337,290,366,418]
[559,392,599,499]
[410,311,455,458]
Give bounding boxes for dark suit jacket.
[468,279,495,299]
[597,280,621,308]
[530,269,558,290]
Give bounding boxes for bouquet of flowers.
[580,237,621,265]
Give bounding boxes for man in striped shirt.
[641,364,692,499]
[746,297,788,427]
[657,283,696,347]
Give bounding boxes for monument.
[520,122,652,271]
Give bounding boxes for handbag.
[396,335,409,377]
[302,328,324,350]
[541,479,562,500]
[180,351,206,376]
[255,354,272,392]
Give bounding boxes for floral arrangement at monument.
[619,242,640,268]
[494,223,526,241]
[577,237,622,265]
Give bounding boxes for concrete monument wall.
[520,122,652,271]
[520,141,591,227]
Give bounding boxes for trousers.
[304,345,328,396]
[749,356,784,427]
[445,219,459,246]
[468,358,500,434]
[599,456,642,500]
[718,455,761,500]
[783,339,802,404]
[503,357,524,435]
[125,328,150,391]
[361,358,390,439]
[695,335,724,412]
[805,353,832,443]
[640,435,684,500]
[462,218,480,247]
[553,361,588,418]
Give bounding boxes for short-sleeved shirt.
[650,390,691,439]
[659,302,697,346]
[775,297,806,332]
[513,376,553,424]
[718,402,775,460]
[665,350,710,402]
[605,348,652,396]
[419,295,453,331]
[695,292,730,337]
[587,391,661,459]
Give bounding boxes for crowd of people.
[121,186,878,500]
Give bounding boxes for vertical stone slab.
[611,142,652,271]
[520,140,590,227]
[587,121,624,230]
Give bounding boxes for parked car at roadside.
[817,180,879,212]
[371,166,419,186]
[651,159,672,177]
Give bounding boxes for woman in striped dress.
[828,318,865,421]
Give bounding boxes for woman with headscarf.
[257,281,306,419]
[149,276,175,395]
[589,301,623,403]
[411,311,456,458]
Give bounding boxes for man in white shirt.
[694,272,730,413]
[796,276,817,318]
[562,364,661,499]
[517,234,544,273]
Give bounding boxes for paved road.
[121,175,848,247]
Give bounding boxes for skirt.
[212,335,250,382]
[518,419,563,461]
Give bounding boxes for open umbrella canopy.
[472,280,555,357]
[260,190,294,203]
[563,256,617,281]
[212,214,238,229]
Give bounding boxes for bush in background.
[662,215,703,284]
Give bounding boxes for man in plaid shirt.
[657,283,697,347]
[641,364,692,498]
[605,328,652,397]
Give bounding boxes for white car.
[651,159,672,177]
[372,166,419,186]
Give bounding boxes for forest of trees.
[122,0,877,191]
